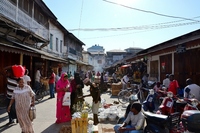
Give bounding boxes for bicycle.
[35,83,46,102]
[118,83,145,104]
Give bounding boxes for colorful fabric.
[12,85,35,133]
[56,73,71,123]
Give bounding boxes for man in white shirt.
[114,103,145,133]
[163,74,170,89]
[23,69,31,86]
[34,68,41,91]
[121,74,129,90]
[184,78,200,101]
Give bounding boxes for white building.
[87,44,106,73]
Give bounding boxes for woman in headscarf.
[55,73,71,124]
[8,77,35,133]
[70,72,84,113]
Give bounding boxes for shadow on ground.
[41,122,70,133]
[0,122,17,132]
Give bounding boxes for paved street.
[0,85,125,133]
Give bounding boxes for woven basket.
[59,125,72,133]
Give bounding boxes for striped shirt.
[6,77,18,99]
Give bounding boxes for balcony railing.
[0,0,48,40]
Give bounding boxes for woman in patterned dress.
[7,77,35,133]
[55,73,71,123]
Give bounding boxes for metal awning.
[0,42,39,57]
[76,60,88,65]
[11,40,68,64]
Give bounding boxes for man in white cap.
[82,78,101,125]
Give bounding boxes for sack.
[12,65,25,77]
[29,106,36,121]
[62,92,71,106]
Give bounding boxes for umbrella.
[121,64,131,68]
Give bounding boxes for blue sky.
[43,0,200,52]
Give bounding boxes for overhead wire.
[78,0,84,37]
[69,20,200,32]
[102,0,199,22]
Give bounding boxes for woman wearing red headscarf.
[55,73,71,123]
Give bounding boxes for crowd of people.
[113,71,200,132]
[2,66,104,132]
[2,64,200,133]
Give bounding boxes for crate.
[111,82,122,96]
[71,118,88,133]
[111,89,120,96]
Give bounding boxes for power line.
[102,0,199,22]
[81,22,200,40]
[69,20,200,31]
[78,0,84,37]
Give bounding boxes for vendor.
[82,78,101,125]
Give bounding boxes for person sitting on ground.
[117,95,139,124]
[82,78,101,125]
[114,103,145,133]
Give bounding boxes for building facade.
[87,44,106,73]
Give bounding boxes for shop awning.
[11,40,68,64]
[0,42,39,57]
[69,59,76,64]
[76,60,88,65]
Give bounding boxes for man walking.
[3,66,18,124]
[48,69,55,99]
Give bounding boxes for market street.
[0,85,125,133]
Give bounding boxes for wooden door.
[150,60,158,80]
[160,54,172,83]
[174,48,200,87]
[0,51,20,94]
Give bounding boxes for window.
[24,0,28,12]
[98,60,102,64]
[69,47,76,55]
[18,0,32,16]
[60,40,62,53]
[39,13,44,24]
[9,0,16,4]
[50,34,53,50]
[56,38,58,51]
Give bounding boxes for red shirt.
[168,80,179,95]
[49,73,55,84]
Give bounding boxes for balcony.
[0,0,48,40]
